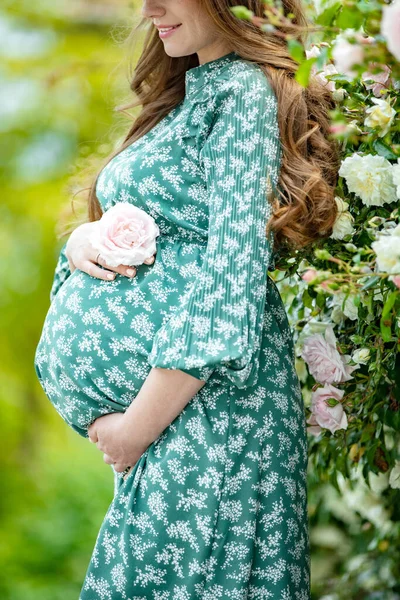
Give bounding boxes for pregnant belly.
[34,237,206,438]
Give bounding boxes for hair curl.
[68,0,340,256]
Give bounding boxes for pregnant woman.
[34,0,340,597]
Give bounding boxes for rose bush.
[234,0,400,595]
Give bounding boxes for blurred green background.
[0,2,140,598]
[1,1,398,599]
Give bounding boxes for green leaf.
[380,321,392,342]
[382,290,398,320]
[315,46,330,71]
[328,468,340,493]
[230,6,254,20]
[373,139,398,160]
[365,441,379,469]
[361,425,375,443]
[314,249,332,260]
[316,292,326,309]
[384,408,400,431]
[315,2,341,25]
[336,6,365,29]
[295,58,317,88]
[380,290,398,342]
[326,397,340,407]
[329,74,352,84]
[302,287,314,309]
[361,275,380,291]
[287,39,306,64]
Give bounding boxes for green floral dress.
[34,51,310,599]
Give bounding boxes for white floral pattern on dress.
[34,51,310,599]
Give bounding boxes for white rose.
[347,119,363,135]
[88,202,160,267]
[352,348,370,364]
[306,46,339,93]
[392,158,400,199]
[306,45,321,59]
[364,97,396,137]
[331,292,359,320]
[389,460,400,490]
[332,87,346,102]
[339,153,397,207]
[317,63,338,93]
[371,223,400,274]
[330,196,355,240]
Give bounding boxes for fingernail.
[126,268,135,277]
[107,273,115,280]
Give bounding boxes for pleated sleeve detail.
[148,70,282,388]
[50,241,72,303]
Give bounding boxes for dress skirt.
[79,278,310,600]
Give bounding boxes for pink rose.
[391,275,400,289]
[302,269,318,282]
[332,35,365,78]
[362,63,392,97]
[301,325,355,384]
[332,31,375,79]
[306,412,323,437]
[329,123,348,135]
[89,202,160,267]
[381,0,400,62]
[307,384,348,435]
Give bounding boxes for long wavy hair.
[67,0,340,254]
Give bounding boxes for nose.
[141,0,165,18]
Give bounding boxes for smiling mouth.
[158,24,182,31]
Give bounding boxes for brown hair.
[68,0,340,255]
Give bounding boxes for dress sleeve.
[148,70,282,388]
[50,240,72,303]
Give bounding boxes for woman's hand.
[65,221,156,281]
[87,412,147,476]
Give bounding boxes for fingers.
[123,466,134,481]
[95,253,138,278]
[79,252,156,281]
[114,462,131,473]
[88,426,98,443]
[82,260,116,281]
[103,453,114,465]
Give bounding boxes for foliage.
[0,2,139,598]
[234,0,400,596]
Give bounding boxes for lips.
[157,24,182,30]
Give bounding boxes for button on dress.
[34,51,310,599]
